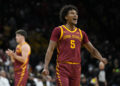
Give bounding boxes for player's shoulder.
[76,27,86,33]
[53,25,61,30]
[16,44,20,48]
[22,42,30,49]
[52,25,62,33]
[77,28,88,38]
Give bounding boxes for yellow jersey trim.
[59,26,63,40]
[21,42,31,55]
[56,62,62,86]
[79,29,83,41]
[17,66,26,86]
[58,61,80,64]
[62,25,77,33]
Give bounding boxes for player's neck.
[19,40,26,45]
[65,23,75,31]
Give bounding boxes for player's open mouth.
[73,18,78,22]
[73,18,77,20]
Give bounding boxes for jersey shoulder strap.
[78,29,83,41]
[59,26,63,40]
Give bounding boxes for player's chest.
[62,31,81,42]
[16,47,21,55]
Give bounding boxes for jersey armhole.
[16,45,22,53]
[79,29,83,41]
[59,26,63,40]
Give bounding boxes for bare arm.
[42,40,57,76]
[9,55,15,63]
[83,42,107,64]
[44,40,57,69]
[13,44,30,63]
[6,50,15,63]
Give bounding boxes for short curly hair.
[59,5,78,24]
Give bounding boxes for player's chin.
[72,20,77,25]
[72,22,77,25]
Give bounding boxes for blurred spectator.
[35,61,44,72]
[29,73,44,86]
[90,77,99,86]
[0,70,10,86]
[9,38,17,49]
[98,62,107,86]
[112,58,120,86]
[8,73,14,86]
[87,65,99,86]
[4,57,11,72]
[46,75,52,86]
[80,74,88,86]
[0,49,6,62]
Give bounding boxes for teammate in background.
[6,30,31,86]
[42,5,108,86]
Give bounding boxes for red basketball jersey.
[50,25,89,63]
[14,42,31,72]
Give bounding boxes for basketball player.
[42,5,108,86]
[6,30,31,86]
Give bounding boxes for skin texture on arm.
[13,44,30,63]
[10,55,15,63]
[6,44,30,63]
[6,49,15,63]
[83,42,107,64]
[42,40,57,75]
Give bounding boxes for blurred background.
[0,0,120,86]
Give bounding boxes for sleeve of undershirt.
[50,27,61,42]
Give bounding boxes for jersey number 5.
[70,40,75,49]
